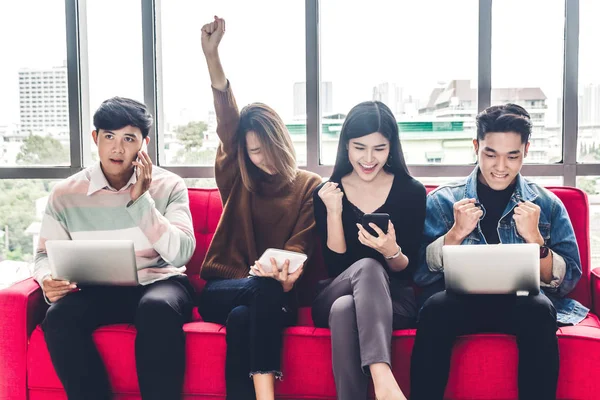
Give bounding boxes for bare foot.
[370,363,407,400]
[375,387,407,400]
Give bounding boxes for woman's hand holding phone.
[356,220,400,259]
[251,258,304,292]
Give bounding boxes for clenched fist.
[318,181,344,215]
[446,198,484,244]
[201,16,225,57]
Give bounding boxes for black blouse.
[313,175,426,281]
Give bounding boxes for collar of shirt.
[87,162,137,196]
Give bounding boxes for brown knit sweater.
[200,83,322,280]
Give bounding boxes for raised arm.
[202,16,240,201]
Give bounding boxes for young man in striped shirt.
[34,97,197,400]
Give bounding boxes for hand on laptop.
[446,198,484,245]
[42,276,78,303]
[514,201,544,245]
[131,150,152,202]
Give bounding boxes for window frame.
[0,0,593,186]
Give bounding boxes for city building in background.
[293,81,333,118]
[19,64,69,137]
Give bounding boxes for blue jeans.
[197,277,296,400]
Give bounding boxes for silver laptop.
[443,243,540,296]
[46,240,139,286]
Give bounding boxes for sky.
[0,0,599,129]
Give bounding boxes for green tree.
[577,177,598,195]
[173,121,212,165]
[16,135,69,165]
[0,180,54,262]
[175,121,206,151]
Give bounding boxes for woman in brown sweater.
[197,17,322,400]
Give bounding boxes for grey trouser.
[312,258,417,400]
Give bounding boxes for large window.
[577,0,600,163]
[159,0,306,166]
[3,0,600,286]
[0,0,71,167]
[86,0,144,164]
[492,0,565,164]
[319,0,479,165]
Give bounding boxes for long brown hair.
[237,103,297,192]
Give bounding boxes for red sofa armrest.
[591,268,600,315]
[0,277,47,400]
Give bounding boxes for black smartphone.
[361,213,390,237]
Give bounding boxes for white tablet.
[257,248,307,274]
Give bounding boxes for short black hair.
[93,97,153,139]
[476,103,532,144]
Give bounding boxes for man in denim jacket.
[410,104,588,400]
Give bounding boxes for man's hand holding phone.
[131,141,152,202]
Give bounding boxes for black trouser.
[41,275,195,400]
[410,290,559,400]
[197,277,296,400]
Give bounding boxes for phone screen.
[361,213,390,237]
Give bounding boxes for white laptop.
[443,243,540,296]
[46,240,139,286]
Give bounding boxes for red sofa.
[1,186,600,400]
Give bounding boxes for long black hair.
[330,101,411,182]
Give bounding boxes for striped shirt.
[33,162,196,288]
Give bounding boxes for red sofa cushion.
[26,313,600,399]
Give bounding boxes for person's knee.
[328,295,355,328]
[226,305,251,334]
[350,258,388,282]
[42,300,86,333]
[418,291,453,325]
[517,294,557,330]
[136,296,184,331]
[251,277,284,306]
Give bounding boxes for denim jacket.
[414,167,589,325]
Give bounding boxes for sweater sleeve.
[283,177,322,259]
[212,81,241,202]
[126,178,196,267]
[34,189,72,286]
[313,183,352,278]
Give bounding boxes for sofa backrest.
[186,186,591,308]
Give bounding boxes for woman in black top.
[312,101,426,400]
